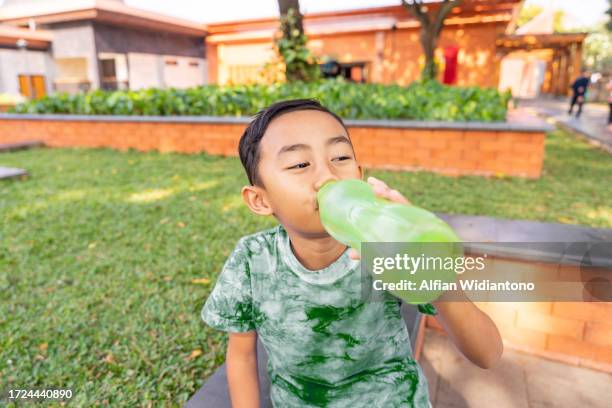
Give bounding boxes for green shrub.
[10,79,511,122]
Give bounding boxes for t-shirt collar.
[277,225,360,285]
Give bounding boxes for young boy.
[201,99,503,407]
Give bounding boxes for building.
[0,23,53,99]
[0,0,207,98]
[205,1,524,88]
[496,9,587,98]
[0,0,587,101]
[206,1,586,97]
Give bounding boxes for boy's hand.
[348,176,411,260]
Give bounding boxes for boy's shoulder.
[234,224,284,257]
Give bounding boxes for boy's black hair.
[238,98,350,186]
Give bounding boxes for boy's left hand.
[348,176,411,260]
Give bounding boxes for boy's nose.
[314,174,340,192]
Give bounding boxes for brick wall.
[427,299,612,373]
[0,115,547,178]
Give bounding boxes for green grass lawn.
[1,128,610,406]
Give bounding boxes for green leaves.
[10,79,509,122]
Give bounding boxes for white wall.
[50,22,99,89]
[162,56,206,89]
[128,53,206,90]
[0,48,52,96]
[127,53,163,89]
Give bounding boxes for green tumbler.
[317,179,462,307]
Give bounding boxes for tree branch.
[402,0,430,28]
[433,0,462,37]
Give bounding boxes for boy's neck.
[285,228,347,271]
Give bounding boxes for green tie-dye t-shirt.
[202,225,431,407]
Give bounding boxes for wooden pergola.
[496,33,588,96]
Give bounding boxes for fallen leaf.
[187,349,202,360]
[159,218,170,225]
[38,342,48,353]
[191,278,210,285]
[163,276,173,282]
[177,222,186,228]
[104,353,115,364]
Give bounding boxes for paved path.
[421,329,612,408]
[516,98,611,151]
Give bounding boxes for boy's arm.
[353,177,503,369]
[227,331,260,408]
[432,290,503,369]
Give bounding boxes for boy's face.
[248,109,362,237]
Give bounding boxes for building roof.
[0,24,53,49]
[515,8,555,35]
[206,1,522,44]
[496,32,588,51]
[0,0,207,37]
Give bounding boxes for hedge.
[10,79,511,122]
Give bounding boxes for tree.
[517,4,542,27]
[584,23,612,72]
[401,0,463,81]
[275,0,319,82]
[607,0,612,32]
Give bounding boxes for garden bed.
[0,110,551,178]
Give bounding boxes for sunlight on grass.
[127,181,219,203]
[221,195,244,212]
[583,206,612,225]
[187,180,219,192]
[127,188,175,203]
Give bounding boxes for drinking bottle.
[317,179,462,306]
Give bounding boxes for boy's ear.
[358,164,364,180]
[241,185,273,216]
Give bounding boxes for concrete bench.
[185,302,424,408]
[0,167,28,180]
[0,140,44,153]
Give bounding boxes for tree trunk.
[277,0,304,37]
[402,0,462,81]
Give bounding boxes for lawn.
[0,128,610,406]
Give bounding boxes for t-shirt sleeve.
[201,238,256,333]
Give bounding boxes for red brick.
[513,302,553,315]
[516,310,584,339]
[499,322,548,349]
[547,335,598,360]
[552,302,612,324]
[584,322,612,347]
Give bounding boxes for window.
[18,75,46,99]
[165,59,178,66]
[189,61,199,67]
[98,53,128,91]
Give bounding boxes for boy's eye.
[332,156,352,162]
[288,162,310,169]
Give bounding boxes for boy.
[201,99,503,407]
